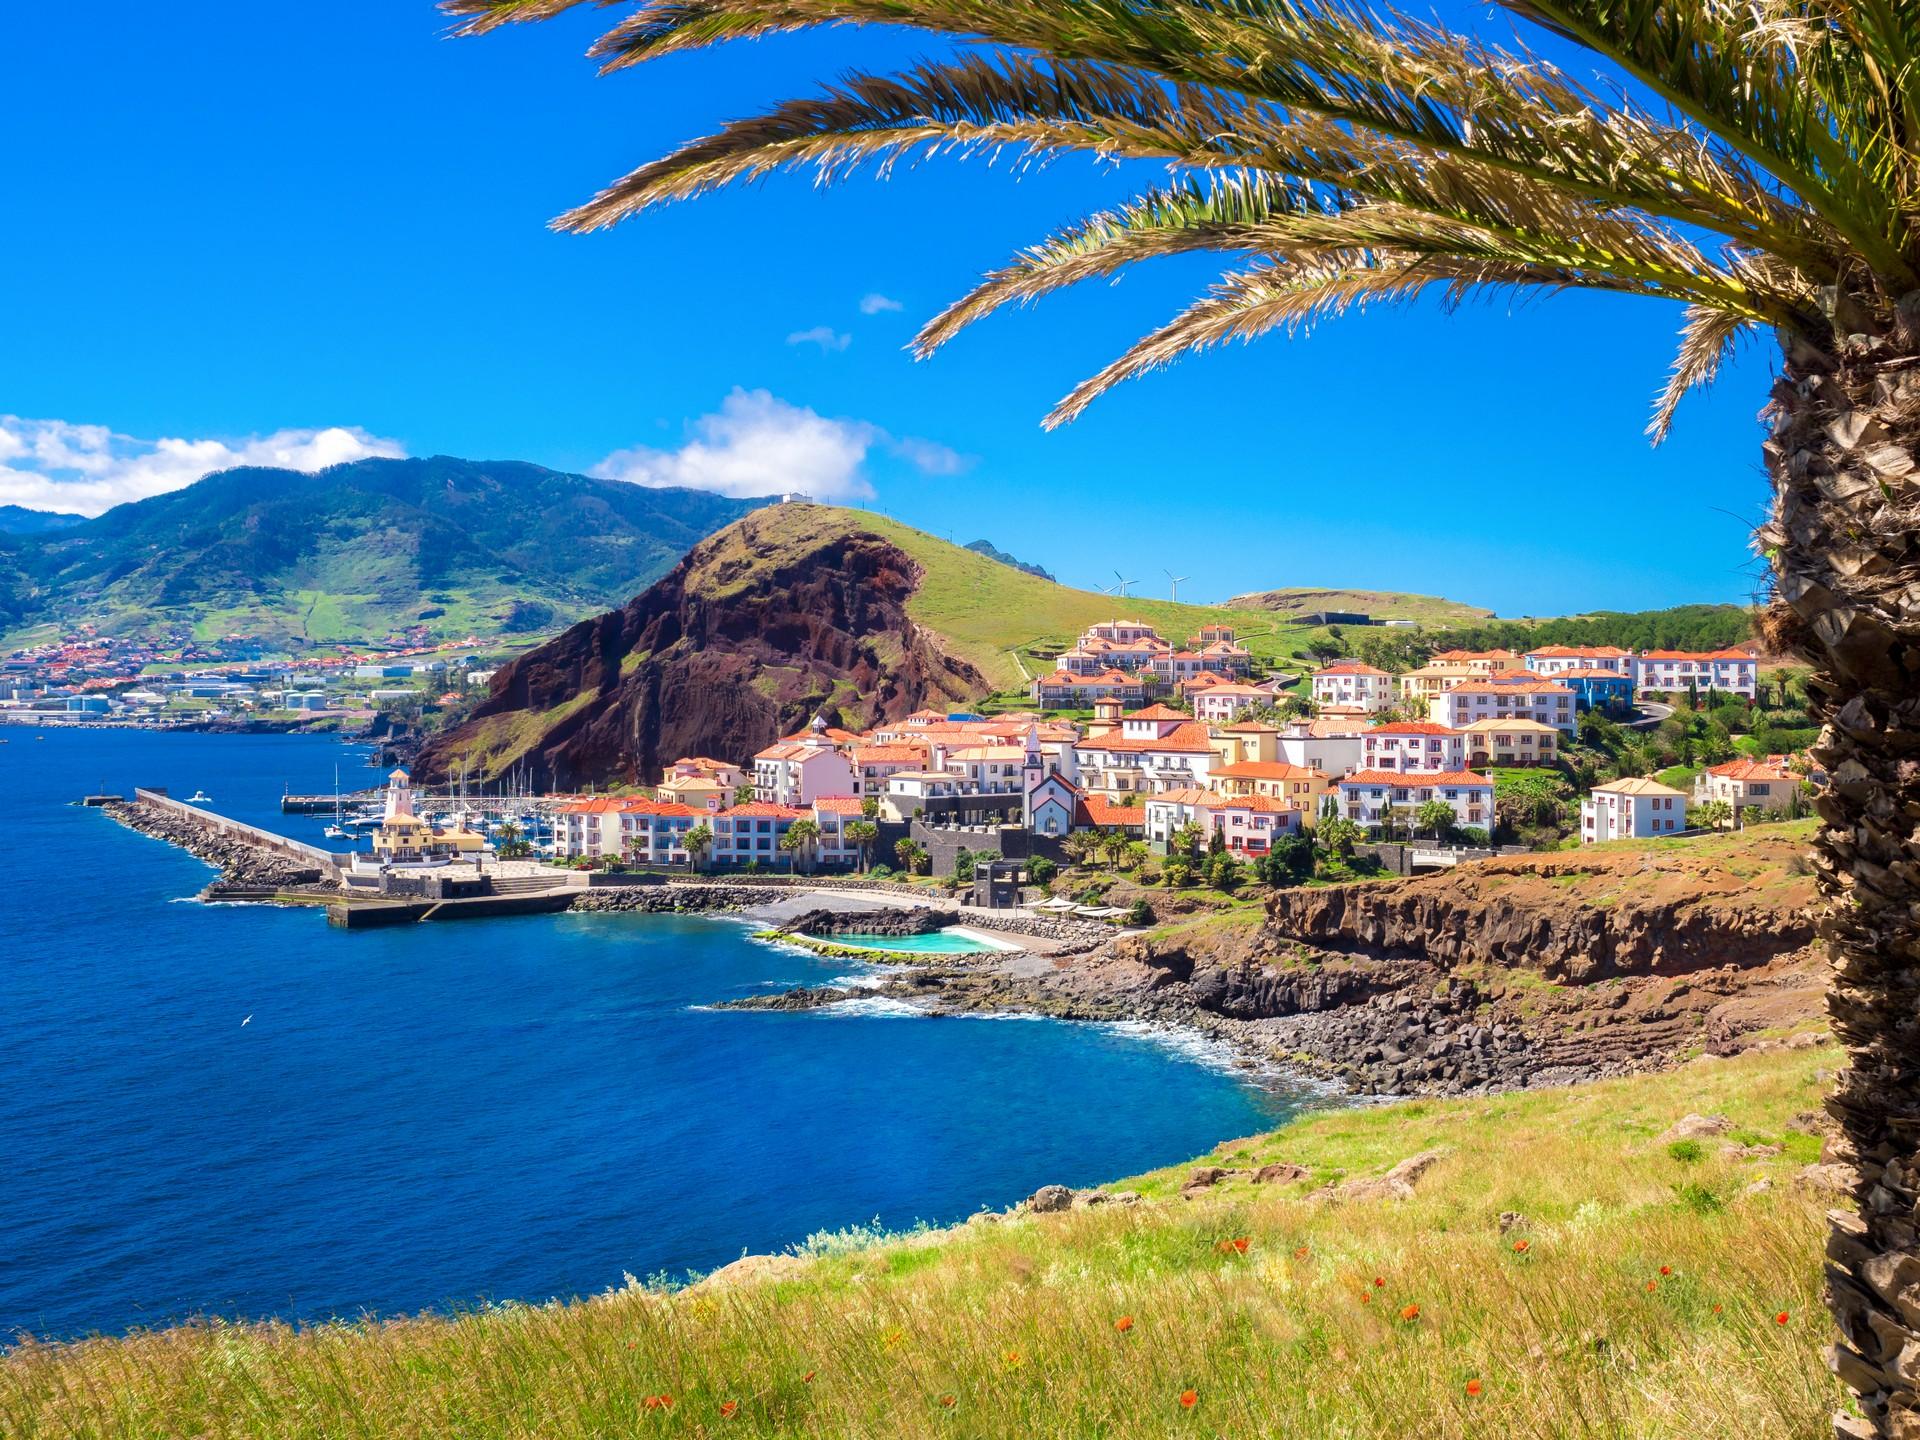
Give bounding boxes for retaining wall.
[134,788,348,871]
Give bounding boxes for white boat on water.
[186,789,213,803]
[323,824,349,840]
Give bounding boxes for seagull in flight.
[241,1015,252,1027]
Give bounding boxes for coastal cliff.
[413,506,985,788]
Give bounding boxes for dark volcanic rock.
[715,987,857,1012]
[414,506,986,790]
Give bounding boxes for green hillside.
[715,505,1377,691]
[0,458,764,651]
[1228,586,1496,625]
[0,1042,1837,1438]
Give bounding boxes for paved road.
[1628,701,1676,729]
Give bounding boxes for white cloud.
[859,293,904,315]
[592,388,968,502]
[786,325,852,353]
[0,416,406,517]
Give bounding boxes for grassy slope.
[1226,586,1497,625]
[728,506,1375,692]
[1,1045,1841,1439]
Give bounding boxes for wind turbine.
[1113,570,1139,598]
[1165,569,1191,602]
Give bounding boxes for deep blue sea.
[2,728,1309,1340]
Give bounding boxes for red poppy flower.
[940,1394,957,1408]
[1234,1237,1251,1254]
[1512,1240,1529,1253]
[1004,1350,1023,1367]
[1466,1379,1483,1397]
[1179,1389,1199,1409]
[1373,1277,1385,1288]
[1660,1266,1672,1277]
[1293,1245,1309,1259]
[1360,1293,1371,1304]
[1712,1305,1723,1315]
[1776,1311,1789,1325]
[1115,1316,1135,1333]
[719,1401,739,1419]
[1400,1304,1420,1322]
[1646,1281,1658,1292]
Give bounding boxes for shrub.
[1026,857,1057,887]
[1123,899,1154,927]
[1667,1139,1705,1163]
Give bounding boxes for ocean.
[1,727,1311,1339]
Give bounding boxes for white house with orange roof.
[1071,704,1219,798]
[1143,787,1303,856]
[1361,720,1470,774]
[1429,678,1578,734]
[1337,770,1494,833]
[1190,680,1278,724]
[1311,660,1393,713]
[845,741,929,800]
[1634,649,1759,698]
[1525,645,1634,676]
[752,716,858,805]
[1694,755,1805,816]
[1580,777,1687,842]
[1396,661,1478,706]
[709,802,811,868]
[1032,668,1150,709]
[808,796,868,868]
[556,796,704,862]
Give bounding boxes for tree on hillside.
[456,2,1920,1428]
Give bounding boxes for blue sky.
[0,2,1777,615]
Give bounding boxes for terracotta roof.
[1303,717,1372,737]
[1592,777,1687,797]
[1210,792,1303,814]
[812,796,869,815]
[1219,720,1282,733]
[1527,645,1632,658]
[848,745,928,764]
[948,745,1025,761]
[1340,769,1493,787]
[1075,721,1216,755]
[1145,786,1220,806]
[1191,682,1269,697]
[717,803,808,819]
[1076,796,1146,828]
[1431,649,1518,662]
[1705,757,1794,780]
[1449,681,1574,696]
[1459,717,1559,733]
[1314,661,1388,677]
[1124,703,1190,721]
[1366,721,1461,736]
[1558,668,1633,680]
[1212,760,1320,781]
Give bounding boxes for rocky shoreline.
[99,800,337,897]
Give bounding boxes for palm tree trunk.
[1760,328,1920,1440]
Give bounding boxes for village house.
[1274,716,1369,777]
[1209,759,1331,812]
[1429,648,1522,674]
[1190,680,1278,724]
[753,724,860,806]
[1032,668,1150,709]
[845,741,930,800]
[1074,794,1147,837]
[1694,755,1805,817]
[1396,661,1478,706]
[1360,720,1471,774]
[1311,660,1394,714]
[1336,770,1494,833]
[1072,704,1218,798]
[1142,787,1302,856]
[806,796,867,868]
[1459,717,1561,767]
[1556,668,1635,713]
[709,802,810,868]
[1634,649,1760,698]
[1580,777,1687,842]
[1524,645,1634,677]
[1429,678,1579,734]
[1211,719,1282,767]
[656,757,743,811]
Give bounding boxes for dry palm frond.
[1648,305,1757,442]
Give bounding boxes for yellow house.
[371,769,488,862]
[1209,720,1283,768]
[657,757,742,811]
[1459,718,1561,767]
[1209,759,1333,814]
[1397,662,1478,706]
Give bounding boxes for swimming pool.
[827,929,1009,955]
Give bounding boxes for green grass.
[0,1045,1845,1439]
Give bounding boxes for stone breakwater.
[566,884,770,915]
[101,800,335,897]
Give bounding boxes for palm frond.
[1648,305,1756,442]
[918,172,1786,358]
[1042,252,1669,428]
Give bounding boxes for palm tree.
[451,2,1919,1428]
[845,818,880,872]
[779,817,822,873]
[684,822,714,873]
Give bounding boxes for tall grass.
[1,1046,1844,1438]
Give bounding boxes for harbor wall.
[134,788,349,871]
